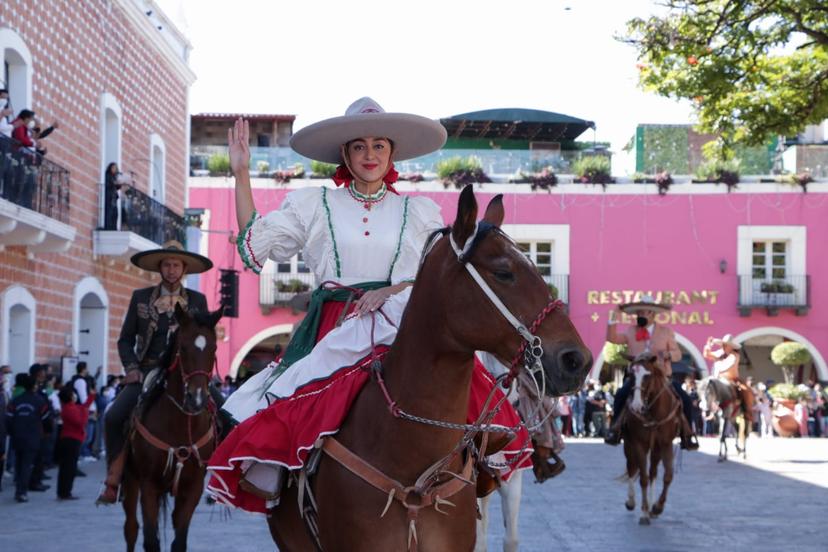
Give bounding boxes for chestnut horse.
[697,377,747,462]
[621,353,681,526]
[267,187,592,551]
[122,305,221,552]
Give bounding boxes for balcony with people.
[0,130,75,253]
[93,164,186,257]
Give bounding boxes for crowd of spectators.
[549,374,827,441]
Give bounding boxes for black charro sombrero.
[130,241,213,274]
[619,293,672,315]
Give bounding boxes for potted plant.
[547,283,559,300]
[693,158,741,191]
[789,172,813,193]
[573,156,614,189]
[310,160,337,179]
[654,171,673,195]
[207,153,231,177]
[760,281,795,294]
[436,156,491,189]
[768,382,809,437]
[400,172,425,182]
[771,342,812,385]
[256,160,271,177]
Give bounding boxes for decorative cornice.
[113,0,197,85]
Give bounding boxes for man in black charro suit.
[97,241,224,504]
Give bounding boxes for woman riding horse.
[208,98,533,512]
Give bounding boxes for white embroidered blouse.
[238,186,444,286]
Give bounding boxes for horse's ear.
[482,194,504,227]
[452,185,478,247]
[207,308,223,329]
[174,303,191,324]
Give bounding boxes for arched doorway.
[0,27,33,112]
[229,324,294,381]
[733,327,827,385]
[0,285,36,373]
[73,278,109,386]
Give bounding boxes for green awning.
[440,108,595,142]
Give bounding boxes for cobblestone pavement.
[1,437,825,551]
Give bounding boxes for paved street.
[1,437,825,551]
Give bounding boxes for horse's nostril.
[558,348,587,374]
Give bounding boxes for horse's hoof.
[651,505,663,517]
[717,457,726,463]
[639,516,651,525]
[625,501,635,511]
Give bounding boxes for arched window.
[0,285,36,373]
[149,133,166,203]
[0,27,33,116]
[100,93,122,225]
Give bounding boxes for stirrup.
[239,463,287,501]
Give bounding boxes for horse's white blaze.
[194,334,207,351]
[631,364,650,412]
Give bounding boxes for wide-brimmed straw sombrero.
[289,97,447,164]
[712,334,741,350]
[130,241,213,274]
[619,293,672,315]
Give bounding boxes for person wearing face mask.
[602,294,699,450]
[11,109,37,151]
[0,90,14,138]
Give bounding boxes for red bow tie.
[635,327,650,342]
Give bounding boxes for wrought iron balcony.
[259,262,316,314]
[544,274,569,305]
[0,134,71,223]
[737,275,810,316]
[0,134,75,252]
[101,182,186,245]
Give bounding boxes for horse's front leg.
[500,470,522,552]
[171,476,203,552]
[474,493,491,552]
[647,448,660,517]
[623,442,636,511]
[636,447,650,525]
[718,417,728,462]
[139,482,162,552]
[122,475,140,552]
[651,444,674,518]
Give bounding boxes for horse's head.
[624,352,663,412]
[418,186,592,396]
[172,304,222,413]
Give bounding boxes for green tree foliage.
[771,341,812,367]
[602,342,630,366]
[623,1,828,156]
[310,160,337,178]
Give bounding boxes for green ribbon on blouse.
[258,280,390,397]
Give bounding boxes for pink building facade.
[188,179,828,385]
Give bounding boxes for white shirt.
[240,186,443,286]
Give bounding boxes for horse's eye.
[493,270,514,282]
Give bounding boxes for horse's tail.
[615,471,639,483]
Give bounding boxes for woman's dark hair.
[58,385,76,404]
[17,109,35,120]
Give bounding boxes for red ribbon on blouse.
[332,163,400,195]
[635,327,650,342]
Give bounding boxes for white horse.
[475,469,523,552]
[475,352,545,552]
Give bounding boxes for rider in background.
[603,295,699,450]
[703,334,754,429]
[96,242,219,505]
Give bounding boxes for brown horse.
[267,187,592,551]
[122,305,221,552]
[621,352,681,526]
